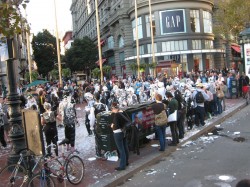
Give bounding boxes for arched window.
[107,36,114,49]
[118,36,124,48]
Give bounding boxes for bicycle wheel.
[0,164,27,187]
[66,155,85,185]
[27,173,55,187]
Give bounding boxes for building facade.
[71,0,225,78]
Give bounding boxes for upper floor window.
[147,43,157,54]
[190,10,200,33]
[145,14,156,37]
[118,36,124,48]
[162,40,188,52]
[108,36,114,49]
[203,11,212,33]
[205,40,214,49]
[192,40,202,49]
[132,17,143,40]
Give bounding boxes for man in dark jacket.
[166,92,179,146]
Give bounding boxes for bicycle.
[27,139,85,186]
[0,148,40,187]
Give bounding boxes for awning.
[231,45,241,53]
[95,58,107,66]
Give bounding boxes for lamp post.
[148,0,156,78]
[95,0,104,83]
[135,0,140,79]
[5,0,26,164]
[53,0,62,87]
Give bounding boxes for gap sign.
[160,9,186,34]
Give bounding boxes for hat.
[196,83,203,88]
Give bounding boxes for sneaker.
[115,167,125,171]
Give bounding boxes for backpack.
[64,103,76,126]
[93,103,106,116]
[43,111,56,123]
[154,104,168,126]
[195,91,205,103]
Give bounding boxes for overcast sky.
[24,0,72,36]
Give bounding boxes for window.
[192,40,202,50]
[109,56,115,64]
[132,17,143,40]
[205,40,213,49]
[119,52,125,62]
[145,15,156,37]
[203,11,212,33]
[147,43,157,54]
[107,36,114,49]
[190,10,200,33]
[133,45,144,55]
[118,36,124,48]
[162,40,188,52]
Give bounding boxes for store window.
[193,54,203,71]
[203,11,212,33]
[192,40,202,50]
[190,10,200,33]
[132,17,143,40]
[107,36,114,49]
[205,40,214,49]
[145,14,156,37]
[162,40,188,52]
[118,36,124,48]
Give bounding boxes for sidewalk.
[0,98,247,187]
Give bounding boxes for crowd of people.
[0,68,249,171]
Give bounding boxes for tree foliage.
[25,71,39,82]
[213,0,250,41]
[31,29,57,77]
[0,0,24,40]
[92,68,100,78]
[64,37,98,72]
[62,68,71,78]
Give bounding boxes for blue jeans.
[195,106,205,126]
[155,125,167,151]
[216,98,222,114]
[113,132,129,169]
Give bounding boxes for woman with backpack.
[41,102,58,156]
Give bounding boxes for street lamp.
[53,0,62,87]
[5,0,26,165]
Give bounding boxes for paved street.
[0,98,247,187]
[119,102,250,187]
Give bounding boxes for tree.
[64,37,98,72]
[213,0,250,41]
[50,69,59,80]
[0,0,24,41]
[62,68,71,78]
[31,29,57,77]
[213,0,250,66]
[92,68,100,79]
[25,71,39,82]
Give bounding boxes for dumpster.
[95,102,156,157]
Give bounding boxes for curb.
[103,100,247,187]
